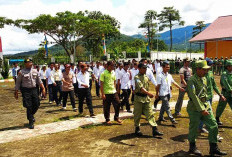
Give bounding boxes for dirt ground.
[0,74,232,157]
[0,101,231,157]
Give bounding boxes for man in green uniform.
[133,63,163,137]
[216,59,232,125]
[186,60,226,156]
[213,57,217,75]
[198,59,226,133]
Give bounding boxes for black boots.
[29,120,34,129]
[209,143,227,156]
[152,126,163,137]
[188,143,203,156]
[216,117,223,126]
[135,127,143,136]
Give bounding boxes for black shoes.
[209,143,227,156]
[152,126,163,137]
[135,127,143,136]
[188,143,203,156]
[29,121,34,129]
[216,117,223,126]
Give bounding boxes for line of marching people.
[14,57,232,156]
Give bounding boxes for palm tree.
[192,21,206,51]
[139,10,157,51]
[158,6,185,51]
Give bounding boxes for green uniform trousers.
[188,109,218,143]
[216,95,232,118]
[134,101,157,127]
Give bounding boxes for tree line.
[0,7,206,59]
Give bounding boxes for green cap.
[225,60,232,66]
[196,60,211,69]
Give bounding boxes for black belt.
[135,93,147,97]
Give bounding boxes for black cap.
[24,58,32,63]
[138,63,147,69]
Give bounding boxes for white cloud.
[0,0,232,54]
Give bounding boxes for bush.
[1,59,9,79]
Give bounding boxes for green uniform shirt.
[187,74,210,112]
[100,70,116,94]
[220,70,232,96]
[134,73,151,103]
[206,71,221,100]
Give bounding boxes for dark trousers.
[21,87,40,122]
[62,90,76,108]
[95,80,100,97]
[121,89,131,111]
[40,79,47,98]
[73,83,78,97]
[78,88,93,114]
[89,79,92,91]
[52,81,63,105]
[48,84,53,102]
[154,96,161,108]
[103,93,120,122]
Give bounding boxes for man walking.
[46,62,55,104]
[100,61,122,125]
[133,63,163,137]
[77,64,95,117]
[216,59,232,125]
[117,62,132,112]
[93,61,102,97]
[156,61,184,124]
[15,59,46,129]
[186,60,226,156]
[174,57,192,116]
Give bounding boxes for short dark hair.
[50,62,55,65]
[107,61,114,66]
[124,62,129,66]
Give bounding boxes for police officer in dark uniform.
[15,59,46,129]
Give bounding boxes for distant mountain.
[131,24,210,45]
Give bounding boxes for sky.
[0,0,231,55]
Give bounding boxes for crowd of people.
[12,56,232,156]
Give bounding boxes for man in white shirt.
[175,58,192,116]
[39,65,47,99]
[156,61,185,124]
[140,59,157,86]
[51,63,63,106]
[130,62,139,104]
[46,63,55,104]
[77,64,95,117]
[93,61,102,97]
[117,62,132,112]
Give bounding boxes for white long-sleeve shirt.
[118,69,131,89]
[131,68,139,90]
[146,68,157,86]
[76,71,90,88]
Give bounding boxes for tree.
[15,11,120,58]
[158,6,185,51]
[139,10,157,51]
[192,21,206,51]
[152,39,168,51]
[0,17,13,28]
